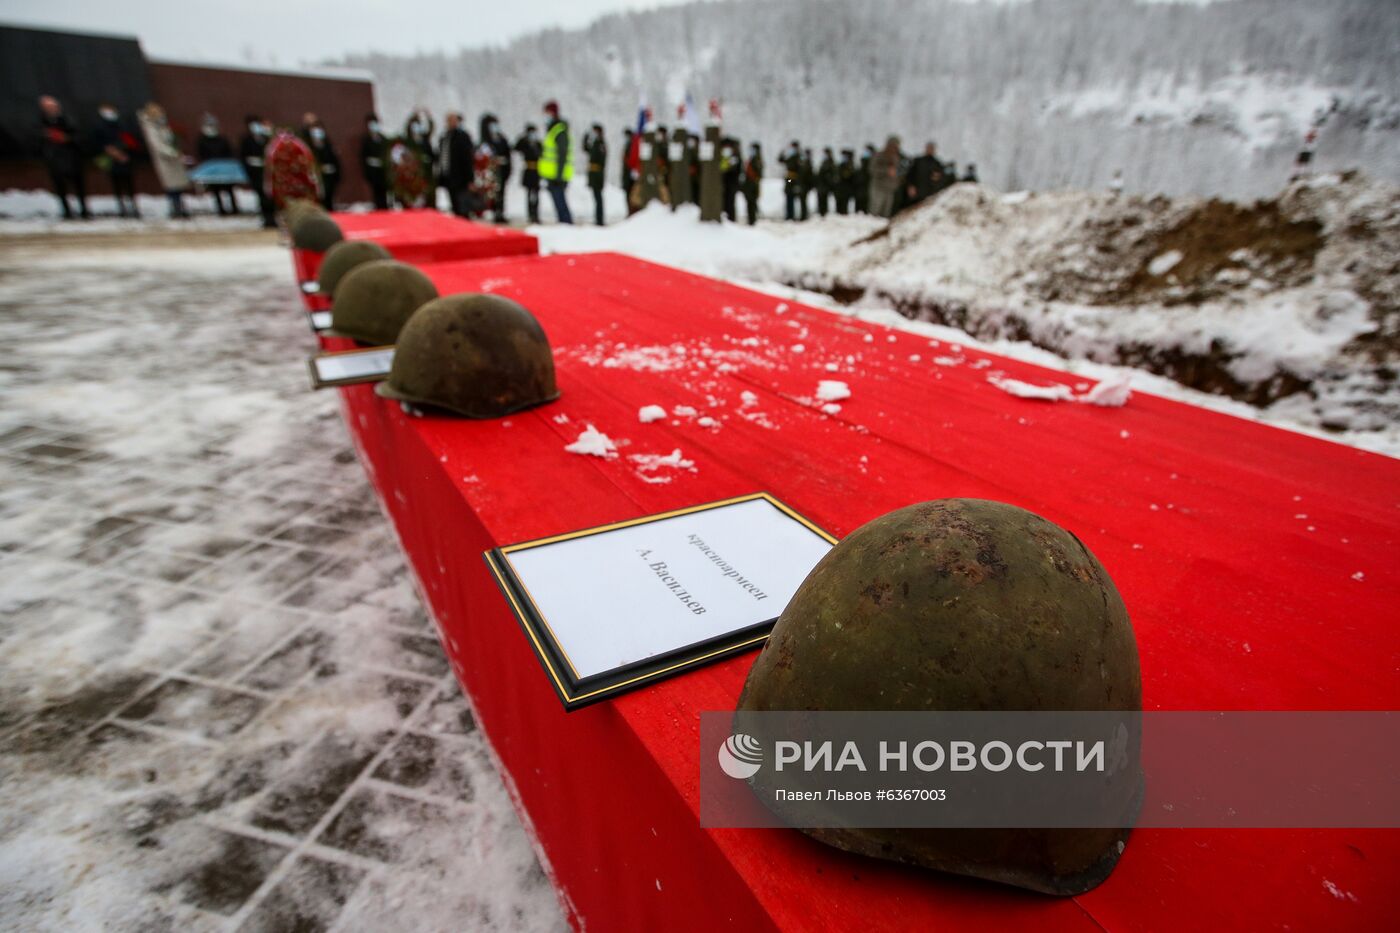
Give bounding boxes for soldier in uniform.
[359,114,389,210]
[781,140,802,221]
[584,122,607,226]
[619,128,637,208]
[240,115,275,226]
[815,147,836,217]
[742,142,763,226]
[856,144,875,213]
[687,132,702,205]
[869,135,902,218]
[654,124,670,202]
[720,135,742,221]
[799,148,815,220]
[306,121,340,210]
[514,124,542,224]
[834,148,856,215]
[669,122,691,208]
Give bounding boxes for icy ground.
[0,231,565,931]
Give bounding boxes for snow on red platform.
[318,251,1399,931]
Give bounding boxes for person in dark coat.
[815,147,836,217]
[962,163,979,184]
[196,114,239,215]
[360,114,389,209]
[742,142,763,226]
[855,144,874,214]
[306,121,341,209]
[487,116,512,222]
[720,135,742,222]
[94,103,139,218]
[37,96,89,219]
[239,115,275,227]
[583,123,607,226]
[439,112,475,218]
[404,108,436,208]
[905,142,949,208]
[514,123,542,224]
[834,148,856,215]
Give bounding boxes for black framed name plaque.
[485,493,836,710]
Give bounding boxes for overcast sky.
[1,0,700,67]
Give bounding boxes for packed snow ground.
[531,174,1400,458]
[0,233,565,931]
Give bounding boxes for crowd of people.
[34,94,978,227]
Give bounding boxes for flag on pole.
[682,92,702,136]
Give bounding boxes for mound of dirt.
[795,173,1399,448]
[1045,197,1325,306]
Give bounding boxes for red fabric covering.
[291,209,539,309]
[321,252,1398,931]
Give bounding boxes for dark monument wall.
[0,25,377,209]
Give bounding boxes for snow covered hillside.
[532,173,1400,457]
[337,0,1400,200]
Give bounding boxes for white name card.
[301,280,321,295]
[699,141,716,161]
[486,493,835,709]
[309,310,333,332]
[669,142,683,161]
[308,346,394,389]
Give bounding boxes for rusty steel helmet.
[318,239,392,298]
[376,293,560,418]
[738,498,1142,896]
[289,209,343,252]
[328,259,438,346]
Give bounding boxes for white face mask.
[202,125,217,136]
[311,127,325,142]
[100,109,118,121]
[368,121,380,133]
[253,123,268,136]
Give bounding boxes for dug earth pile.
[791,172,1399,443]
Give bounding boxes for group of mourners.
[615,129,976,224]
[36,93,977,227]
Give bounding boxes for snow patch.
[564,424,618,458]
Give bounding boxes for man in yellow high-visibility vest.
[538,100,574,224]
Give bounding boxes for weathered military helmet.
[318,239,392,298]
[290,209,343,252]
[738,498,1141,896]
[376,293,560,418]
[329,260,438,346]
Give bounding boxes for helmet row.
[315,238,558,419]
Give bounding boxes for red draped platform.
[291,209,539,310]
[313,250,1398,931]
